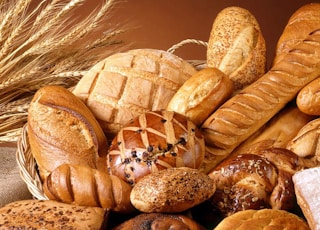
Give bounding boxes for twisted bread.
[43,164,134,213]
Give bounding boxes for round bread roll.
[166,67,233,126]
[130,167,216,213]
[113,213,205,230]
[27,85,108,180]
[72,48,197,139]
[296,77,320,116]
[208,148,304,217]
[214,209,310,230]
[107,110,205,185]
[0,199,105,230]
[207,6,266,90]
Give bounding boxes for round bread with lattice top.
[107,110,205,186]
[72,49,197,139]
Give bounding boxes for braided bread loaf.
[107,110,205,185]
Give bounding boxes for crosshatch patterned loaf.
[72,49,197,138]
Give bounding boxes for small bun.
[130,167,216,213]
[214,209,310,230]
[107,110,205,185]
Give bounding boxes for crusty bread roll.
[107,110,205,185]
[287,117,320,164]
[273,3,320,65]
[201,25,320,172]
[214,209,310,230]
[208,148,305,217]
[113,213,205,230]
[28,85,108,180]
[207,6,266,90]
[166,67,233,126]
[130,167,215,213]
[293,167,320,230]
[0,199,105,229]
[296,77,320,115]
[43,164,134,213]
[72,48,197,139]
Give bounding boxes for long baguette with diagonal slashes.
[201,28,320,173]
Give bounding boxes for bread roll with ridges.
[166,67,233,126]
[207,6,266,90]
[43,164,134,213]
[214,209,310,230]
[273,3,320,65]
[201,28,320,172]
[293,167,320,230]
[27,85,108,180]
[130,167,216,213]
[296,77,320,115]
[0,199,105,229]
[72,49,197,139]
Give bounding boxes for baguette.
[296,77,320,115]
[201,27,320,172]
[207,6,266,90]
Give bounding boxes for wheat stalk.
[0,0,128,142]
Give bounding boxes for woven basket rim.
[16,123,48,200]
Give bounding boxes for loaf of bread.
[208,148,305,217]
[293,167,320,230]
[0,199,105,229]
[166,67,233,126]
[43,164,134,213]
[296,77,320,115]
[72,48,197,139]
[107,110,205,185]
[273,3,320,65]
[207,6,266,90]
[113,213,205,230]
[214,209,310,230]
[201,19,320,172]
[28,85,108,180]
[130,167,215,213]
[287,117,320,164]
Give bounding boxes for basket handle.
[167,38,208,54]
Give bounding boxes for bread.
[214,209,310,230]
[201,23,320,172]
[43,164,134,213]
[166,67,233,126]
[107,110,205,185]
[27,85,108,180]
[293,167,320,230]
[130,167,215,213]
[296,77,320,115]
[273,3,320,65]
[208,148,305,217]
[207,6,266,90]
[113,213,205,230]
[287,117,320,164]
[72,48,197,139]
[0,199,105,229]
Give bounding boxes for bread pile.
[4,2,320,229]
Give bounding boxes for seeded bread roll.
[0,199,105,229]
[166,67,233,126]
[130,167,216,213]
[107,110,205,186]
[214,209,310,230]
[27,85,108,180]
[207,6,266,90]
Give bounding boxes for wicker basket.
[16,124,48,200]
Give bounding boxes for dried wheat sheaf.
[0,0,127,142]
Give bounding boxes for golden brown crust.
[72,48,197,138]
[296,77,320,115]
[130,167,216,213]
[214,209,310,230]
[207,6,266,90]
[166,67,233,126]
[0,199,105,230]
[27,85,108,180]
[107,110,205,186]
[43,164,134,213]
